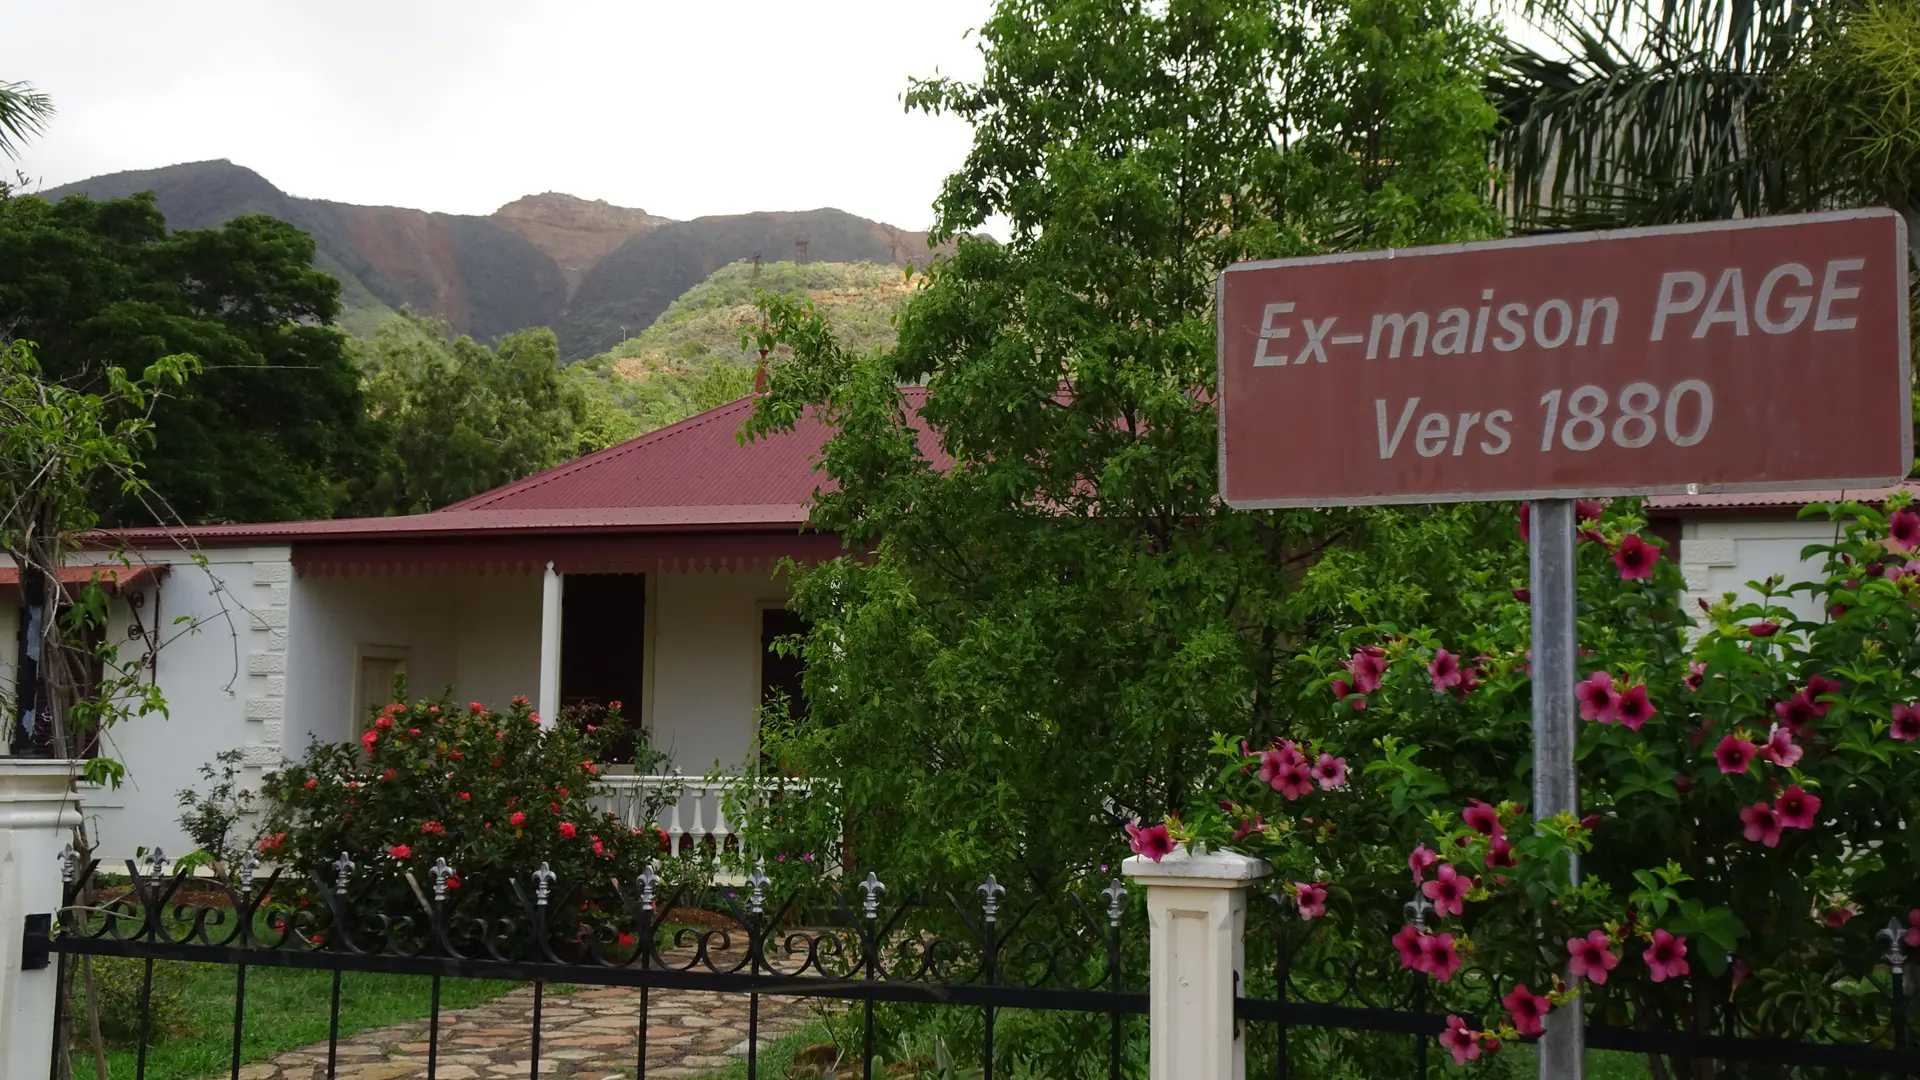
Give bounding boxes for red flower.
[1759,726,1803,767]
[1512,587,1531,603]
[1888,509,1920,553]
[1125,822,1175,862]
[558,822,578,840]
[389,844,412,859]
[1891,704,1920,741]
[1503,983,1552,1037]
[510,811,527,827]
[469,701,483,712]
[1613,684,1656,731]
[420,821,444,835]
[1440,1015,1483,1064]
[1517,502,1531,542]
[1749,621,1780,637]
[1775,785,1820,829]
[1462,799,1501,837]
[1822,906,1854,928]
[1429,649,1462,693]
[592,838,606,856]
[1775,693,1816,736]
[609,699,622,710]
[1293,882,1327,919]
[1408,844,1438,884]
[303,778,318,789]
[382,768,398,781]
[258,832,286,854]
[1716,735,1759,774]
[446,874,461,889]
[1643,930,1690,982]
[581,761,598,775]
[617,932,636,947]
[1311,753,1348,790]
[1420,933,1462,982]
[1741,803,1783,847]
[375,716,393,730]
[1575,672,1619,723]
[1422,864,1469,917]
[361,730,379,753]
[512,694,530,707]
[458,791,471,801]
[1612,534,1659,580]
[1567,930,1619,985]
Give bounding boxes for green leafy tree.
[348,311,592,513]
[738,0,1508,903]
[0,190,375,524]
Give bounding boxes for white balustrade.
[593,773,820,860]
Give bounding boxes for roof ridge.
[441,396,759,512]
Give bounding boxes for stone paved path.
[229,983,818,1080]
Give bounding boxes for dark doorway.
[760,607,808,722]
[561,575,646,760]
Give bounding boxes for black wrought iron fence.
[1238,888,1920,1079]
[29,850,1146,1080]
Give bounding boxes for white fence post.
[1124,846,1270,1080]
[0,760,82,1080]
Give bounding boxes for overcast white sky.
[2,0,996,229]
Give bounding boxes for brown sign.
[1217,209,1912,508]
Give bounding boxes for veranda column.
[538,561,562,727]
[0,760,82,1080]
[1124,846,1270,1080]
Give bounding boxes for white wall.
[647,569,790,776]
[453,575,542,712]
[285,575,460,750]
[1679,517,1844,627]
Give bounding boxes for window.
[560,574,646,761]
[351,646,410,736]
[760,607,808,722]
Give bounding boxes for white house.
[3,394,938,863]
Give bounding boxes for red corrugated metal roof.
[93,391,941,548]
[1646,482,1920,513]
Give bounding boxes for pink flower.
[1311,753,1348,790]
[1503,984,1552,1036]
[1741,803,1783,847]
[1575,672,1619,723]
[1409,844,1438,884]
[1421,933,1462,982]
[1429,649,1462,692]
[1612,534,1660,579]
[1293,882,1327,919]
[1775,693,1816,736]
[1576,499,1604,522]
[1567,930,1620,985]
[1439,1015,1482,1064]
[1422,864,1469,917]
[1231,812,1267,842]
[1485,836,1518,869]
[468,701,483,712]
[1715,735,1759,774]
[1392,925,1426,970]
[1749,621,1780,637]
[1644,930,1690,982]
[1775,785,1820,829]
[1758,726,1803,767]
[1891,704,1920,741]
[1512,588,1531,603]
[1330,678,1354,701]
[1822,906,1854,928]
[1805,675,1841,715]
[1518,502,1531,542]
[1126,822,1175,862]
[1273,762,1315,800]
[1613,683,1656,730]
[1348,648,1386,694]
[1462,799,1502,837]
[389,844,412,859]
[1683,661,1707,692]
[1905,910,1919,948]
[1888,510,1920,553]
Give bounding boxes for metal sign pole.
[1530,498,1584,1079]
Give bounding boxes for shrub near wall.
[265,695,666,926]
[1149,499,1920,1064]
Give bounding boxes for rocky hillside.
[39,160,935,356]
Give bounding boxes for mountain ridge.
[38,159,935,356]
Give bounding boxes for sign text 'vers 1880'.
[1216,210,1912,508]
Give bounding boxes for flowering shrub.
[264,694,668,922]
[1144,498,1920,1061]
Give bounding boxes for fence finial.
[332,851,354,895]
[1103,879,1127,927]
[978,875,1006,923]
[747,859,771,916]
[859,872,886,919]
[1879,917,1909,975]
[430,857,456,902]
[239,850,260,895]
[638,864,660,910]
[1404,891,1434,932]
[533,862,557,906]
[145,847,168,881]
[58,843,79,883]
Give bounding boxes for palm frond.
[0,80,54,160]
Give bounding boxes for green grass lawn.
[70,959,519,1080]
